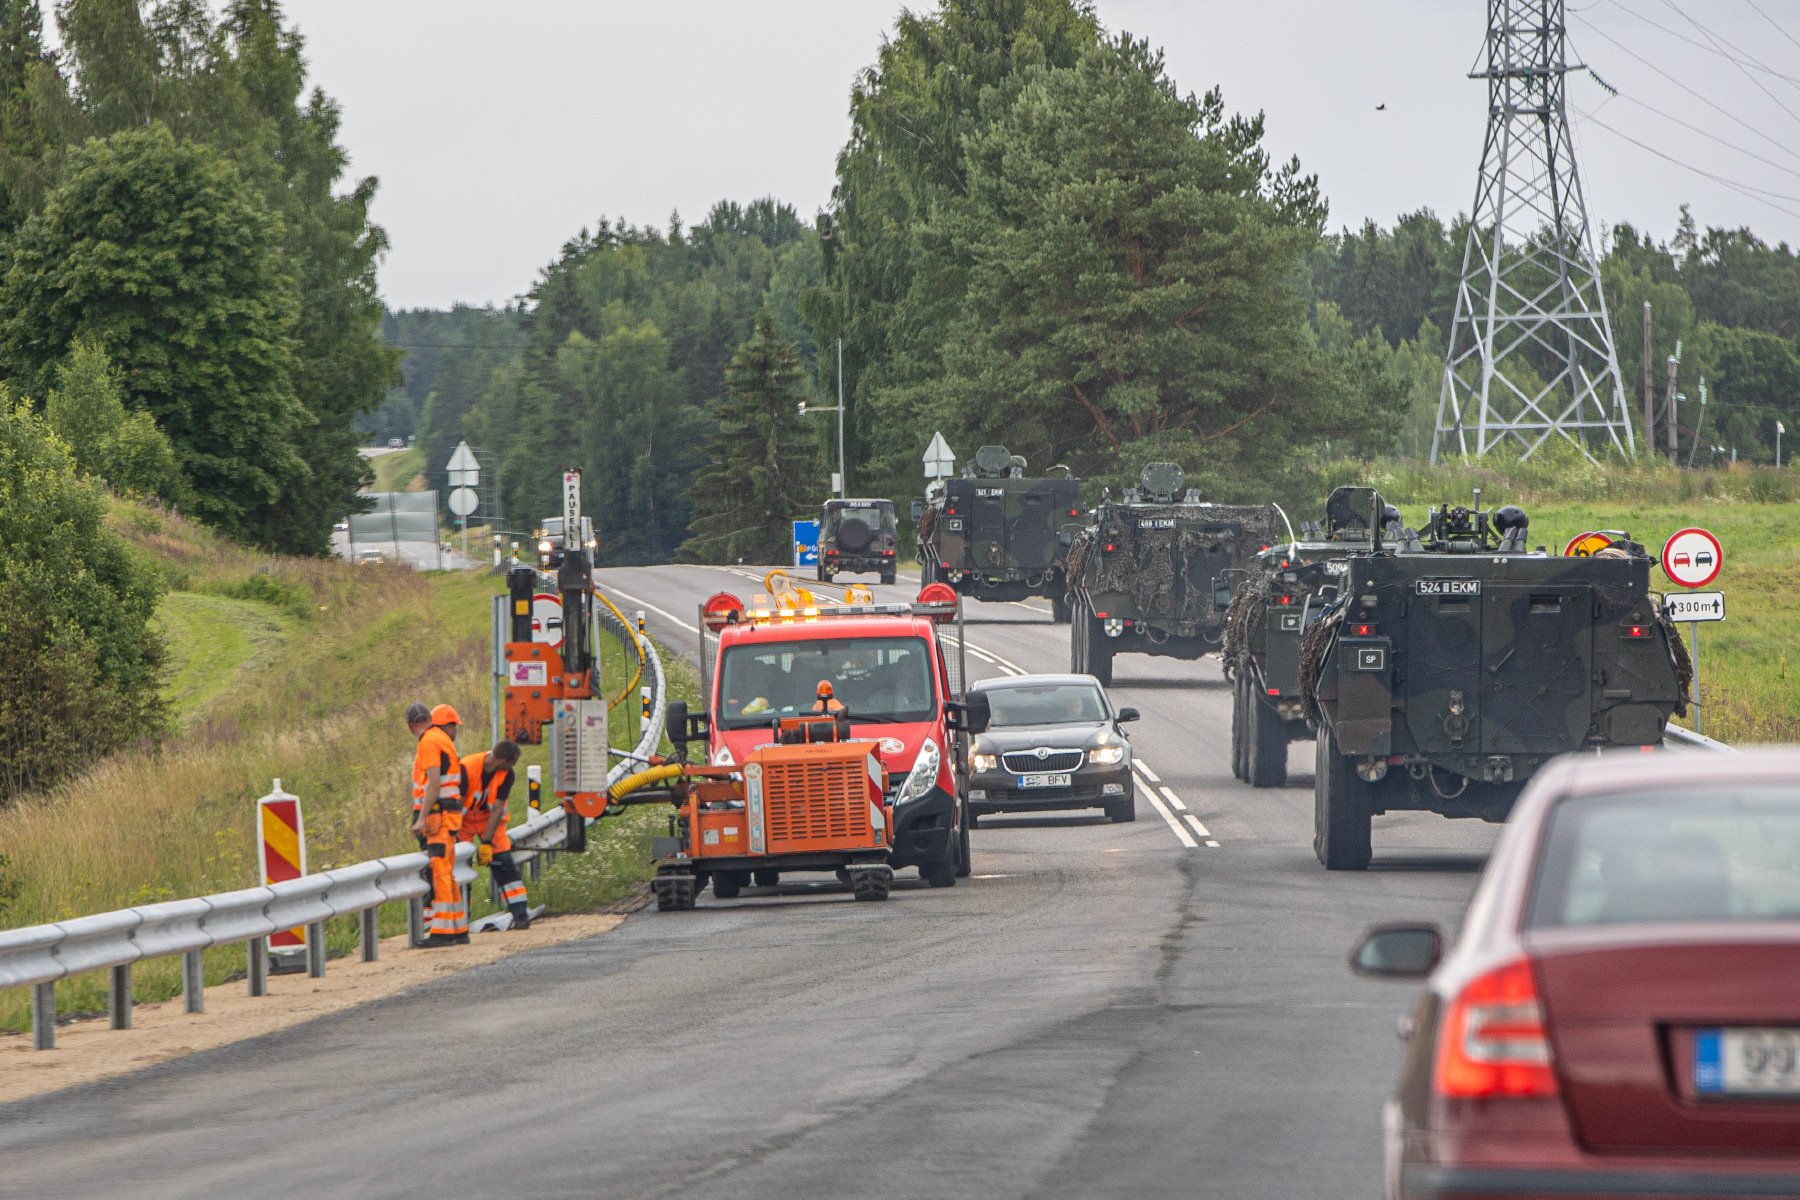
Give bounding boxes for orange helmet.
[430,703,461,726]
[816,681,834,698]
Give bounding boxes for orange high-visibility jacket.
[412,726,464,815]
[457,751,516,852]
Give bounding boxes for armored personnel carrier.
[916,444,1082,620]
[1065,462,1280,686]
[1302,495,1691,870]
[1224,487,1400,788]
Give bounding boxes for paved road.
[1,564,1496,1199]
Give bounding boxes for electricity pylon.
[1433,0,1634,464]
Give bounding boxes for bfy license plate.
[1696,1027,1800,1095]
[1017,772,1072,789]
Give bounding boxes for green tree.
[921,35,1374,492]
[0,397,166,800]
[44,337,185,501]
[681,313,820,563]
[0,124,304,541]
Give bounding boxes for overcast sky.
[268,1,1800,312]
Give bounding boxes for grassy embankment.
[1330,452,1799,744]
[369,445,425,492]
[0,499,695,1033]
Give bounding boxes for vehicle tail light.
[1277,595,1293,605]
[1103,543,1115,552]
[1266,687,1279,696]
[1096,611,1107,619]
[1434,958,1557,1098]
[1622,625,1652,638]
[1352,623,1375,636]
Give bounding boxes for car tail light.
[1103,543,1115,552]
[1266,687,1279,696]
[1435,958,1557,1098]
[1277,595,1293,605]
[1352,623,1375,636]
[1622,624,1652,638]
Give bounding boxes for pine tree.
[681,313,820,564]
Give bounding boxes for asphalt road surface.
[1,564,1497,1199]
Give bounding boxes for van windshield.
[717,636,935,728]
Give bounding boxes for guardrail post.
[407,896,425,948]
[109,963,132,1030]
[529,852,541,882]
[305,923,325,978]
[461,882,473,923]
[31,982,54,1050]
[183,951,205,1013]
[360,907,379,962]
[248,937,268,996]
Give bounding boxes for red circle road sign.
[1661,527,1723,589]
[1563,531,1612,557]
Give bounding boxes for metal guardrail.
[1663,723,1735,753]
[1,610,665,1050]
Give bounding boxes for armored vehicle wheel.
[955,805,972,877]
[1088,614,1113,686]
[1314,726,1372,870]
[881,569,897,586]
[711,873,742,899]
[753,868,780,887]
[1230,676,1247,781]
[1247,692,1289,789]
[1107,796,1136,823]
[1051,595,1071,624]
[925,859,956,888]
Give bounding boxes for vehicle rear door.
[968,483,1007,570]
[1481,583,1592,755]
[1405,580,1483,754]
[1532,933,1800,1153]
[1004,481,1060,573]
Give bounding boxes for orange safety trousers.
[422,810,466,936]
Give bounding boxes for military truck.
[1224,487,1405,788]
[1065,463,1281,686]
[915,445,1082,621]
[1302,493,1691,870]
[817,498,899,584]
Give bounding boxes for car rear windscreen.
[717,637,934,728]
[1527,785,1800,928]
[985,684,1107,727]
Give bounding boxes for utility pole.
[1665,354,1680,465]
[1433,0,1632,464]
[1643,301,1654,456]
[836,339,846,499]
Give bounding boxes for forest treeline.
[0,0,393,799]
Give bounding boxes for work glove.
[475,842,493,867]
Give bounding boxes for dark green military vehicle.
[916,445,1082,619]
[1066,463,1280,686]
[1303,494,1690,870]
[1224,487,1397,788]
[818,498,899,584]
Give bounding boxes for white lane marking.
[1182,813,1214,840]
[976,644,1031,675]
[593,582,698,634]
[942,635,1021,676]
[1138,777,1197,848]
[1158,785,1187,812]
[1010,600,1051,613]
[1134,760,1162,784]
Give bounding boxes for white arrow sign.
[446,440,480,487]
[922,431,956,479]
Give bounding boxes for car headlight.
[896,737,941,804]
[1088,745,1126,766]
[537,540,552,553]
[970,752,998,772]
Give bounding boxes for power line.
[1596,83,1800,185]
[1573,17,1800,169]
[1654,0,1800,135]
[1572,105,1800,220]
[1745,0,1800,56]
[1598,0,1800,90]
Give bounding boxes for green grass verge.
[370,447,424,492]
[154,593,292,724]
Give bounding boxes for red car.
[1353,750,1800,1199]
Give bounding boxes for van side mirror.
[664,700,689,745]
[1116,707,1140,723]
[1349,923,1443,979]
[948,694,990,734]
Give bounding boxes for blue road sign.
[792,519,820,567]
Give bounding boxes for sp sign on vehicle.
[1662,527,1723,589]
[1664,591,1725,623]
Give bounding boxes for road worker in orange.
[457,739,531,930]
[407,701,467,946]
[812,680,847,713]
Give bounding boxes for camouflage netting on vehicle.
[1222,585,1264,678]
[1296,603,1343,724]
[916,504,937,544]
[1065,530,1094,590]
[1658,605,1695,718]
[1080,503,1280,630]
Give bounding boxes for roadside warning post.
[257,780,307,972]
[1661,528,1725,735]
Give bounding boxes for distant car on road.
[962,674,1138,825]
[333,520,349,533]
[1351,750,1800,1200]
[356,548,386,566]
[387,438,403,449]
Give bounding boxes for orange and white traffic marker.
[257,779,307,950]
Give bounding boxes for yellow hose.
[595,591,647,709]
[607,763,684,802]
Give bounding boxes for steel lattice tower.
[1433,0,1634,464]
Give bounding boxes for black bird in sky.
[1375,103,1387,111]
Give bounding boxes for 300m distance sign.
[1661,527,1723,589]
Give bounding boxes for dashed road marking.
[1134,760,1162,784]
[595,582,697,633]
[1138,777,1198,848]
[1158,785,1187,812]
[1182,814,1214,840]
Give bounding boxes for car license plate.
[1696,1027,1800,1095]
[1017,772,1072,788]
